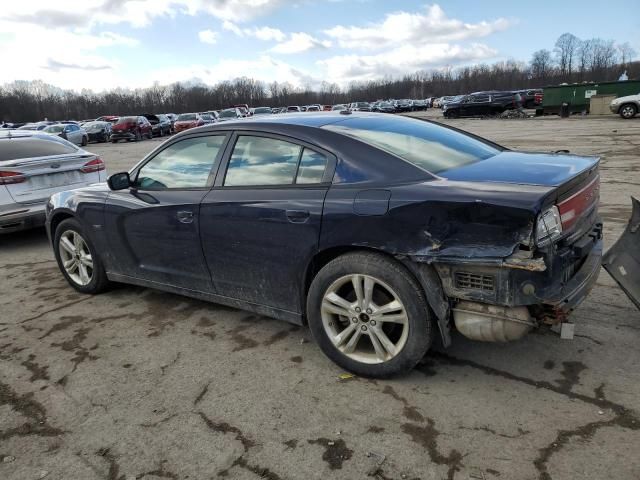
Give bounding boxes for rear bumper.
[540,239,602,315]
[0,202,46,234]
[111,132,137,140]
[434,224,604,321]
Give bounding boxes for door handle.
[176,210,194,224]
[286,210,310,223]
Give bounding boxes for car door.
[200,132,335,315]
[103,133,229,290]
[70,125,82,144]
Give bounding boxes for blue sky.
[0,0,637,91]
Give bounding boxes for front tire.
[307,252,433,378]
[620,104,637,119]
[53,218,111,294]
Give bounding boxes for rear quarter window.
[0,137,77,162]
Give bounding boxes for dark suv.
[443,92,520,118]
[111,116,153,142]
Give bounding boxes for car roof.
[201,111,370,128]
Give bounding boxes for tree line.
[1,33,637,123]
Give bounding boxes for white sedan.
[0,130,105,233]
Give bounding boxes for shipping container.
[542,80,640,115]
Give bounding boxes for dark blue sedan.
[46,113,604,377]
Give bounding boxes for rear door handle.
[286,209,310,223]
[176,210,194,224]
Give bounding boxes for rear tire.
[53,218,111,294]
[620,104,637,119]
[81,135,88,147]
[135,130,142,142]
[307,252,433,378]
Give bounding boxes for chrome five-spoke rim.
[59,230,94,286]
[321,274,409,364]
[622,105,635,118]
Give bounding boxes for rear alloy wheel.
[307,252,433,378]
[54,218,110,294]
[620,104,637,119]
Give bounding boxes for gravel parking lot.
[1,112,639,480]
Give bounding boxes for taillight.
[0,171,26,185]
[80,158,105,173]
[557,176,600,231]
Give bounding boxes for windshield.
[254,107,272,114]
[177,114,196,121]
[84,122,106,130]
[200,114,212,120]
[322,116,501,174]
[44,125,64,133]
[219,110,237,118]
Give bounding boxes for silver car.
[0,130,105,233]
[43,123,88,146]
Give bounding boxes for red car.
[96,115,119,124]
[110,116,152,143]
[173,113,205,133]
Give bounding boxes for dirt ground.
[1,112,639,480]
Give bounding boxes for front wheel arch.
[49,211,75,244]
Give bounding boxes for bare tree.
[555,33,580,79]
[618,42,637,67]
[530,49,554,80]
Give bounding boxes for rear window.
[322,116,501,174]
[116,116,136,124]
[0,137,77,162]
[177,114,196,121]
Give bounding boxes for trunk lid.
[1,153,102,204]
[439,151,599,187]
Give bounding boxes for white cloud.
[325,4,510,50]
[319,43,497,84]
[147,55,318,89]
[222,21,285,42]
[271,32,332,54]
[0,0,286,29]
[222,20,245,36]
[253,26,286,42]
[198,29,218,44]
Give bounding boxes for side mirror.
[107,172,131,191]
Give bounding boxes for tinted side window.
[224,136,302,186]
[0,137,77,162]
[296,149,327,184]
[136,136,225,189]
